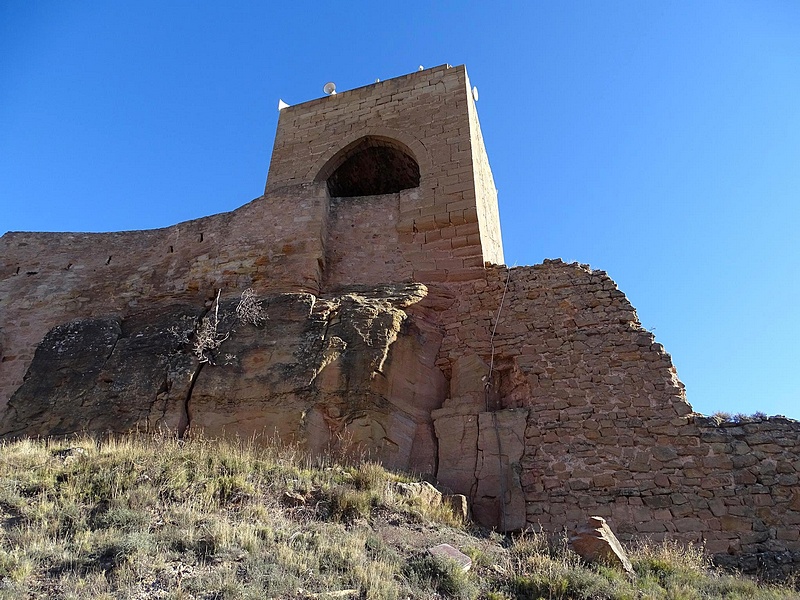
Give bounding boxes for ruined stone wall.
[430,260,800,577]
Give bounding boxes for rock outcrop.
[0,284,446,474]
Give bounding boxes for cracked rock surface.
[0,284,445,475]
[0,306,201,439]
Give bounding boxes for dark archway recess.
[326,140,420,197]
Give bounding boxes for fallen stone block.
[569,516,634,575]
[427,543,472,572]
[395,481,442,506]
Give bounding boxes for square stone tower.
[264,64,503,290]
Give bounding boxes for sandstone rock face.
[434,406,528,531]
[569,516,634,575]
[0,284,446,475]
[1,306,201,439]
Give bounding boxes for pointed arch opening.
[317,136,420,197]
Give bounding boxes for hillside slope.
[0,434,796,599]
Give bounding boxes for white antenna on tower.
[323,82,337,95]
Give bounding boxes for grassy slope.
[0,434,796,599]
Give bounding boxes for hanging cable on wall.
[485,266,513,531]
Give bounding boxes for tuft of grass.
[474,529,797,600]
[351,460,387,492]
[711,410,772,423]
[404,552,478,599]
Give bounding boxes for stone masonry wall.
[465,73,503,266]
[267,64,503,283]
[324,190,416,289]
[430,260,800,577]
[322,186,491,290]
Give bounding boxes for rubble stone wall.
[431,260,800,577]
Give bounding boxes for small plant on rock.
[190,287,267,364]
[193,290,229,363]
[235,287,267,327]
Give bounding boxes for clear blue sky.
[2,2,798,419]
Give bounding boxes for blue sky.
[2,2,799,418]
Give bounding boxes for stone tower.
[2,65,799,577]
[265,64,504,291]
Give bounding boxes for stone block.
[569,516,634,575]
[427,543,472,572]
[720,515,752,532]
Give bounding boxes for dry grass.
[0,434,796,599]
